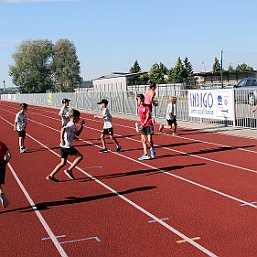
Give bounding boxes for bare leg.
[49,158,67,177]
[100,134,106,149]
[67,153,83,171]
[141,135,148,155]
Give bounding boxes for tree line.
[8,39,254,93]
[9,39,81,93]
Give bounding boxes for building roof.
[95,71,147,80]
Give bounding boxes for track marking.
[0,115,218,257]
[177,237,201,244]
[42,235,66,241]
[7,163,68,257]
[59,236,101,244]
[240,201,257,207]
[148,217,169,223]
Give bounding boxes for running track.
[0,101,257,257]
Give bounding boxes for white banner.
[188,89,235,120]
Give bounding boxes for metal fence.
[1,87,256,129]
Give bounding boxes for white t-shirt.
[102,108,112,129]
[60,121,77,148]
[166,103,176,120]
[15,112,27,131]
[59,106,69,126]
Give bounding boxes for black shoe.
[99,148,108,153]
[116,146,122,152]
[46,175,59,182]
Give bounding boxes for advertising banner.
[188,89,234,120]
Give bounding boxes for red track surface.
[0,101,257,257]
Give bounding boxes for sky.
[1,0,257,88]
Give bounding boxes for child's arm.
[76,120,85,136]
[253,105,257,112]
[14,121,17,131]
[139,113,151,129]
[60,127,65,146]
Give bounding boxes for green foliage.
[227,64,234,72]
[9,38,81,93]
[52,39,81,92]
[129,60,141,73]
[148,62,168,83]
[212,57,221,72]
[235,63,254,72]
[9,40,54,93]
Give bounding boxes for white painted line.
[42,235,66,241]
[60,236,101,244]
[7,163,68,257]
[148,217,169,223]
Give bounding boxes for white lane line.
[0,115,218,257]
[7,163,68,257]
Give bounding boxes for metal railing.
[1,87,256,129]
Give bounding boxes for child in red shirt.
[0,142,11,208]
[136,94,156,160]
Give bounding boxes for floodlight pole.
[220,50,223,88]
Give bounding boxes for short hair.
[136,94,145,101]
[67,109,80,119]
[20,103,28,109]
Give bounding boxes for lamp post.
[220,50,224,88]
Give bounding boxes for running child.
[59,98,70,127]
[14,103,28,153]
[46,109,85,182]
[136,94,156,160]
[94,99,121,153]
[0,141,11,208]
[159,96,177,135]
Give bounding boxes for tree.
[52,39,81,92]
[9,40,54,93]
[148,62,168,83]
[235,63,254,72]
[129,60,141,73]
[228,64,234,72]
[212,57,221,72]
[168,57,184,83]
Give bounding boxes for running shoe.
[116,146,122,152]
[150,149,157,159]
[46,175,59,182]
[99,148,108,153]
[159,124,164,132]
[64,169,75,180]
[138,154,150,161]
[0,193,9,208]
[20,147,28,153]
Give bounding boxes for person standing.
[136,94,156,160]
[14,103,28,153]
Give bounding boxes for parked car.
[234,77,257,105]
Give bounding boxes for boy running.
[0,141,11,208]
[14,103,28,153]
[46,109,85,182]
[94,99,121,153]
[136,94,156,160]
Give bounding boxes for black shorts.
[102,128,114,135]
[60,146,78,159]
[17,130,26,138]
[167,118,177,126]
[141,125,154,136]
[0,164,6,185]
